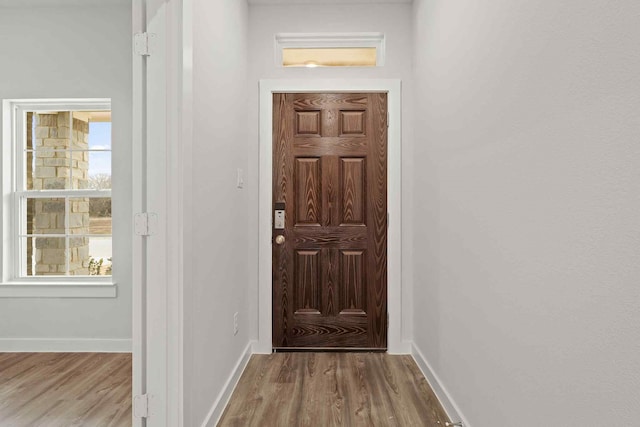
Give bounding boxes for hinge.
[134,212,158,236]
[134,32,156,56]
[133,394,150,418]
[387,111,390,128]
[387,212,389,229]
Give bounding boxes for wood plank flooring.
[218,352,451,427]
[0,352,131,427]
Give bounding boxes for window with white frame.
[275,33,386,67]
[6,100,112,280]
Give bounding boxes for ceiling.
[0,0,410,6]
[0,0,129,6]
[249,0,411,4]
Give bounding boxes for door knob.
[274,235,285,245]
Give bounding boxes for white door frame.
[131,1,145,426]
[133,0,185,425]
[255,79,409,354]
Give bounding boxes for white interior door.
[132,0,183,425]
[131,0,147,426]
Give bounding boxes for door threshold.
[273,347,388,353]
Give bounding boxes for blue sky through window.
[88,122,111,176]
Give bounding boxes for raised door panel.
[295,111,321,136]
[294,250,321,315]
[340,110,366,136]
[340,158,366,225]
[295,158,321,226]
[339,250,367,316]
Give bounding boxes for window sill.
[0,282,117,298]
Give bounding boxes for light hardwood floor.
[0,352,131,427]
[218,352,451,427]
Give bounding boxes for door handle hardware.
[274,235,285,245]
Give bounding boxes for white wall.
[411,0,640,425]
[183,0,250,425]
[247,2,415,347]
[0,3,132,350]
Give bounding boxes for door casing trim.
[256,79,408,354]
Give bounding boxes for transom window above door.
[276,33,385,67]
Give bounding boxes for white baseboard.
[411,342,471,427]
[202,341,254,427]
[0,338,132,352]
[388,339,413,355]
[251,339,271,354]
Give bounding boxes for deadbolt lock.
[274,202,285,230]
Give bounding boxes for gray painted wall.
[184,0,250,425]
[411,0,640,425]
[0,4,132,348]
[247,1,416,347]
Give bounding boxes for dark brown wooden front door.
[272,93,388,349]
